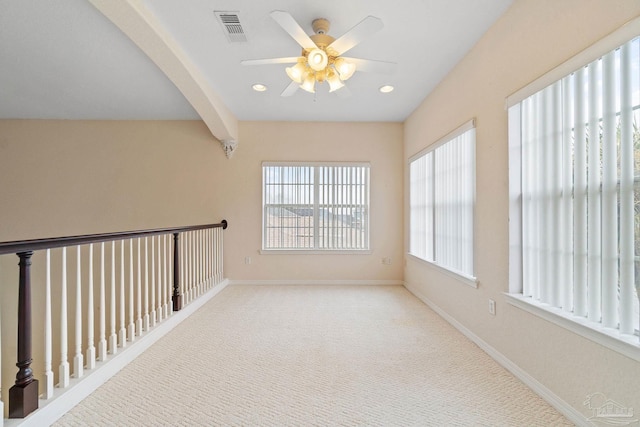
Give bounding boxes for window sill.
[260,249,372,255]
[407,253,478,288]
[504,293,640,363]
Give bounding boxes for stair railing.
[0,220,227,423]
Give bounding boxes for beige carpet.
[55,285,572,426]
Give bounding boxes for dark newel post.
[9,251,39,418]
[172,233,182,311]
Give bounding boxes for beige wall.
[221,121,404,282]
[0,120,223,241]
[404,0,640,421]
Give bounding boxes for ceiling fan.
[241,11,397,97]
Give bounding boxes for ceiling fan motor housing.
[312,18,330,34]
[310,18,336,53]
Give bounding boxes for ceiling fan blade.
[327,16,383,56]
[241,57,299,66]
[270,10,317,50]
[281,81,299,97]
[341,57,397,74]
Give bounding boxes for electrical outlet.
[245,256,252,265]
[381,257,392,265]
[488,299,496,315]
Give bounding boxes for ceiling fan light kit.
[334,57,356,81]
[307,48,328,71]
[287,24,355,93]
[285,59,307,83]
[291,50,355,93]
[242,11,396,97]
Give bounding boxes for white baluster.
[73,246,84,378]
[86,244,96,370]
[188,231,193,303]
[204,229,208,289]
[205,229,210,289]
[215,228,220,283]
[163,234,169,317]
[136,238,143,336]
[59,247,70,388]
[214,228,219,283]
[193,231,197,298]
[203,229,207,289]
[156,236,163,322]
[150,237,156,326]
[198,230,205,295]
[178,233,185,305]
[144,237,150,331]
[193,231,197,299]
[215,228,219,282]
[168,234,173,310]
[210,229,215,284]
[180,233,185,305]
[119,240,127,348]
[98,243,107,361]
[109,241,118,354]
[43,249,54,398]
[213,229,217,283]
[181,232,186,305]
[128,239,135,342]
[211,228,216,285]
[213,229,218,283]
[192,231,197,299]
[204,230,208,289]
[196,230,202,297]
[183,232,189,304]
[219,227,224,282]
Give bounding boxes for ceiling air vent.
[214,11,247,43]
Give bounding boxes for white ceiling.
[0,0,513,124]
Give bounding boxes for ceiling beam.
[89,0,238,145]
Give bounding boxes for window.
[262,162,370,251]
[508,33,640,347]
[409,121,476,280]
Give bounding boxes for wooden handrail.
[0,220,228,255]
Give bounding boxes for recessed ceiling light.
[252,84,267,92]
[379,85,394,93]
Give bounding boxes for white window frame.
[261,162,370,253]
[507,17,640,361]
[408,120,477,287]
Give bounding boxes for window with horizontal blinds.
[409,122,476,279]
[508,35,640,341]
[262,163,370,251]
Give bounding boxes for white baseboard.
[229,279,404,286]
[6,279,230,427]
[403,281,589,427]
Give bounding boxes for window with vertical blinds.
[262,162,370,251]
[508,34,640,344]
[409,122,476,279]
